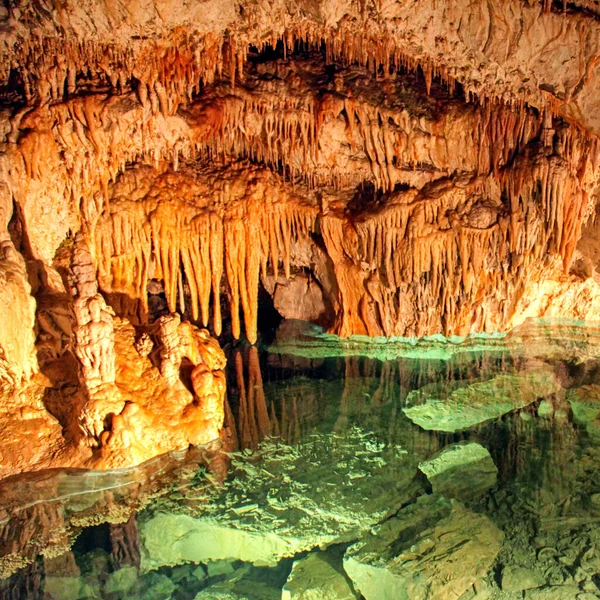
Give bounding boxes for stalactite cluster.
[90,164,318,344]
[322,130,600,337]
[1,0,600,477]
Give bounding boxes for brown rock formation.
[0,0,599,476]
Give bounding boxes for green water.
[4,321,600,599]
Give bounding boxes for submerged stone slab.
[567,385,600,425]
[403,369,558,432]
[282,552,359,600]
[418,441,497,500]
[501,565,545,593]
[193,564,281,600]
[343,495,503,600]
[142,515,302,567]
[524,586,582,599]
[140,427,424,571]
[44,577,100,600]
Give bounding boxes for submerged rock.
[44,577,100,600]
[104,565,138,595]
[193,563,281,600]
[501,565,545,593]
[142,515,301,568]
[282,552,359,600]
[567,385,600,434]
[140,427,424,570]
[524,586,582,599]
[343,495,503,600]
[403,369,558,432]
[418,441,497,500]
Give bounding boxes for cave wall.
[0,0,599,474]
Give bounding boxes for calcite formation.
[0,0,600,474]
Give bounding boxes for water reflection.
[3,326,600,598]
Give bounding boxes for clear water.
[3,322,600,599]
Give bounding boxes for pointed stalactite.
[91,167,317,344]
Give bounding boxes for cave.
[1,0,600,597]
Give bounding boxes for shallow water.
[4,322,600,599]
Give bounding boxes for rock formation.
[0,0,599,474]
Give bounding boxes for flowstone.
[140,427,424,570]
[403,368,558,432]
[418,441,497,500]
[343,495,503,600]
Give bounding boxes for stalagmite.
[70,234,124,442]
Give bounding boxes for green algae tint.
[4,320,600,598]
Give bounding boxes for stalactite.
[321,125,598,338]
[91,165,318,344]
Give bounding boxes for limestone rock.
[193,564,281,600]
[44,576,100,600]
[104,565,138,595]
[458,580,493,600]
[0,240,38,385]
[140,427,424,571]
[404,369,558,432]
[207,560,235,578]
[282,552,359,600]
[139,572,176,600]
[93,319,227,469]
[501,565,545,593]
[524,586,583,599]
[344,495,503,600]
[418,441,497,500]
[271,274,327,324]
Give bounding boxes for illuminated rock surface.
[343,495,503,600]
[403,367,559,432]
[418,441,498,500]
[282,551,359,600]
[140,426,425,570]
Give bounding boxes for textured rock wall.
[0,0,598,475]
[2,0,599,134]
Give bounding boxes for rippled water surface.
[3,321,600,599]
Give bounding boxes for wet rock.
[418,441,497,500]
[194,592,240,600]
[501,565,545,593]
[207,560,235,577]
[44,576,100,600]
[104,565,138,595]
[193,564,280,600]
[458,579,493,599]
[192,564,207,582]
[140,572,176,600]
[141,515,300,567]
[282,552,359,600]
[524,586,582,599]
[140,428,424,570]
[404,369,558,432]
[343,495,503,600]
